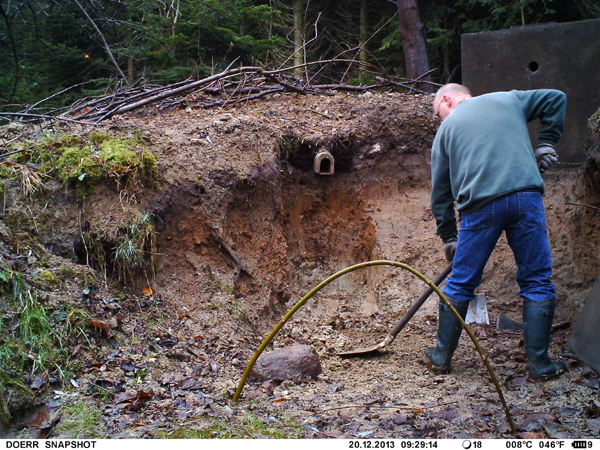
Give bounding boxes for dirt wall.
[18,92,600,332]
[125,93,600,333]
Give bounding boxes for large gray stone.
[250,344,322,383]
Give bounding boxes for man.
[426,83,567,380]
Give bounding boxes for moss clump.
[99,138,159,188]
[141,150,159,188]
[57,266,78,280]
[16,131,159,199]
[89,130,110,144]
[33,269,61,290]
[56,145,103,185]
[53,399,106,438]
[0,366,35,421]
[4,210,32,234]
[0,166,15,180]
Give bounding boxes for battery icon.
[572,441,589,449]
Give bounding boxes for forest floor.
[1,90,600,439]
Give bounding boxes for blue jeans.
[444,190,555,304]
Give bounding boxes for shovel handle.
[387,262,453,339]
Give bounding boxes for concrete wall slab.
[462,19,600,164]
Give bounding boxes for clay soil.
[2,91,600,439]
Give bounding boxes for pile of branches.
[0,62,437,125]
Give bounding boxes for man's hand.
[535,144,558,173]
[443,238,457,263]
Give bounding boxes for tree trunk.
[128,56,135,82]
[359,0,368,65]
[293,0,306,80]
[396,0,432,92]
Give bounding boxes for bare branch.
[3,59,438,127]
[565,202,600,211]
[25,81,94,114]
[71,0,127,81]
[0,112,95,125]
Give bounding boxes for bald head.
[434,83,472,101]
[433,83,473,120]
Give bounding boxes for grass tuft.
[53,400,106,438]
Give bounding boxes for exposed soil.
[2,91,600,439]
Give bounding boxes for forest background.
[1,0,600,116]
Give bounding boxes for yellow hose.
[232,260,516,434]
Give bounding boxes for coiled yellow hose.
[233,260,516,434]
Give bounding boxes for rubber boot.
[424,299,469,374]
[522,298,567,380]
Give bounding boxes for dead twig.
[307,108,334,119]
[0,112,93,126]
[4,60,439,126]
[69,61,369,121]
[73,80,192,118]
[201,88,285,109]
[376,76,436,95]
[212,230,251,277]
[260,70,308,95]
[83,66,263,122]
[566,202,600,211]
[24,81,93,114]
[0,146,33,161]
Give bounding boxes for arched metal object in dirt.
[232,260,516,434]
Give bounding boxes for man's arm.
[430,150,458,242]
[515,89,566,172]
[515,89,567,145]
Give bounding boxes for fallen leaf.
[24,408,50,428]
[47,399,61,413]
[114,391,137,404]
[120,361,136,372]
[323,429,345,438]
[30,374,48,392]
[30,415,62,439]
[71,343,82,356]
[23,407,62,439]
[137,391,153,399]
[181,378,203,390]
[89,318,113,338]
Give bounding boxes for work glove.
[443,237,457,263]
[535,144,558,173]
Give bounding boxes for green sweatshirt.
[430,89,566,242]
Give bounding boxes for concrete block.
[462,19,600,164]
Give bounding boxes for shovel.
[338,262,453,357]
